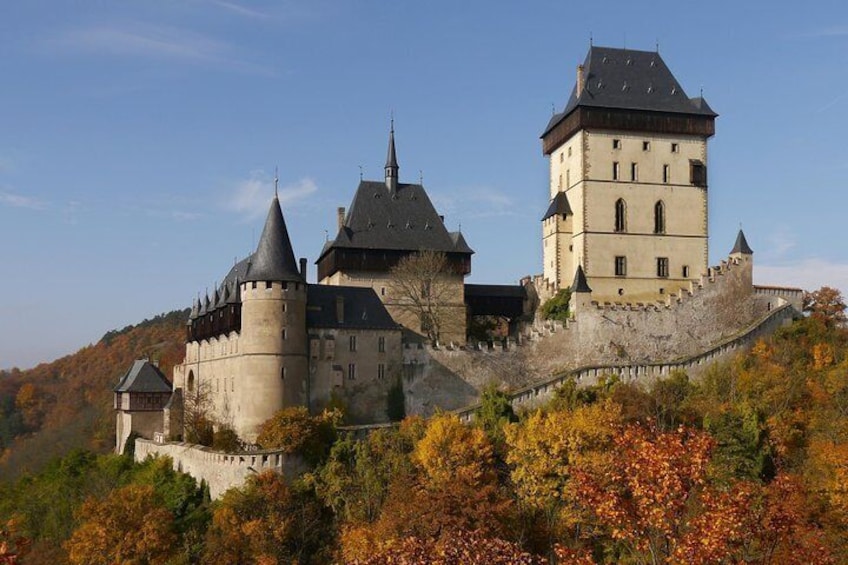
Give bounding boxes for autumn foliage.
[3,291,848,562]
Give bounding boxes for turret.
[237,195,308,441]
[729,229,754,288]
[385,121,399,193]
[569,265,593,314]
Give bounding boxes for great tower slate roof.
[114,360,172,393]
[543,46,717,137]
[243,196,303,283]
[317,181,474,259]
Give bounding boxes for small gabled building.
[316,125,474,344]
[114,359,172,454]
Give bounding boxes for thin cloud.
[210,0,270,19]
[756,258,848,295]
[49,23,273,75]
[229,172,318,219]
[0,190,46,210]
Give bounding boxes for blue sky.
[2,0,848,369]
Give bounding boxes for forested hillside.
[0,309,187,479]
[2,291,847,564]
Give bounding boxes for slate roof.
[731,229,754,255]
[114,360,172,393]
[541,192,573,221]
[244,196,303,283]
[306,284,399,330]
[543,46,717,137]
[571,265,592,293]
[465,283,526,299]
[317,181,475,259]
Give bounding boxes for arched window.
[187,370,195,393]
[654,201,665,234]
[614,199,627,233]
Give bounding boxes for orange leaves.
[0,518,30,565]
[64,484,176,565]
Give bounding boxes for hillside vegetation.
[0,309,187,479]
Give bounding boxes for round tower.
[236,196,308,442]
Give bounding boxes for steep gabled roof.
[571,265,592,294]
[244,196,303,283]
[541,192,573,221]
[114,360,172,393]
[317,181,474,259]
[306,284,399,330]
[731,229,754,255]
[543,46,717,137]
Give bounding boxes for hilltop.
[0,309,188,479]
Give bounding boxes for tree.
[539,288,572,322]
[203,471,332,565]
[474,384,517,451]
[804,286,847,327]
[0,518,30,565]
[64,484,177,565]
[182,378,214,446]
[388,250,464,345]
[256,407,338,465]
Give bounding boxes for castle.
[116,45,803,460]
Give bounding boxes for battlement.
[135,438,306,499]
[240,280,306,300]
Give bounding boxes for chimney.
[337,207,345,231]
[335,295,344,324]
[299,258,307,281]
[576,64,585,95]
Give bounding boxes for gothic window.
[657,257,669,278]
[614,199,627,233]
[187,370,195,393]
[654,201,666,234]
[615,256,627,277]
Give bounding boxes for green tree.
[539,288,572,322]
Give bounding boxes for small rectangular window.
[378,363,385,380]
[566,169,570,187]
[558,174,562,189]
[671,143,679,153]
[568,146,572,157]
[690,160,707,187]
[381,287,386,296]
[643,141,651,151]
[251,281,257,289]
[559,152,564,162]
[612,139,621,149]
[657,257,669,278]
[612,162,620,181]
[348,363,356,380]
[378,336,386,353]
[615,256,627,277]
[663,164,670,183]
[631,162,638,181]
[282,329,287,340]
[349,335,356,352]
[682,265,690,278]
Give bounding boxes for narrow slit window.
[615,199,627,233]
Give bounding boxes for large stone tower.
[236,196,308,438]
[541,46,717,302]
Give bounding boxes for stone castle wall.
[135,439,306,499]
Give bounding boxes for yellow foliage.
[413,413,494,487]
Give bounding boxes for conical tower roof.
[571,265,592,293]
[730,229,753,255]
[245,196,303,283]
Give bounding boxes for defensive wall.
[135,438,306,499]
[401,254,802,415]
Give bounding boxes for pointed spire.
[385,117,399,192]
[571,265,592,294]
[244,197,303,283]
[730,229,753,255]
[274,166,279,198]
